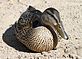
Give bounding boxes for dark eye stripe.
[46,11,59,24]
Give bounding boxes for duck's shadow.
[2,24,36,53]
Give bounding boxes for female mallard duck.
[14,6,68,52]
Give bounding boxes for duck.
[14,6,68,52]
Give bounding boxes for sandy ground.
[0,0,82,59]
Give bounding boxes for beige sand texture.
[0,0,82,59]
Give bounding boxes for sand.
[0,0,82,59]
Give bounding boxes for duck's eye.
[32,20,40,28]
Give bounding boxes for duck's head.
[41,8,69,40]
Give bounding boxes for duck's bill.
[55,22,69,40]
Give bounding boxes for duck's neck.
[43,25,58,49]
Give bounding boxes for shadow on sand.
[2,24,36,53]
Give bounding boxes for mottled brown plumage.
[14,6,68,52]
